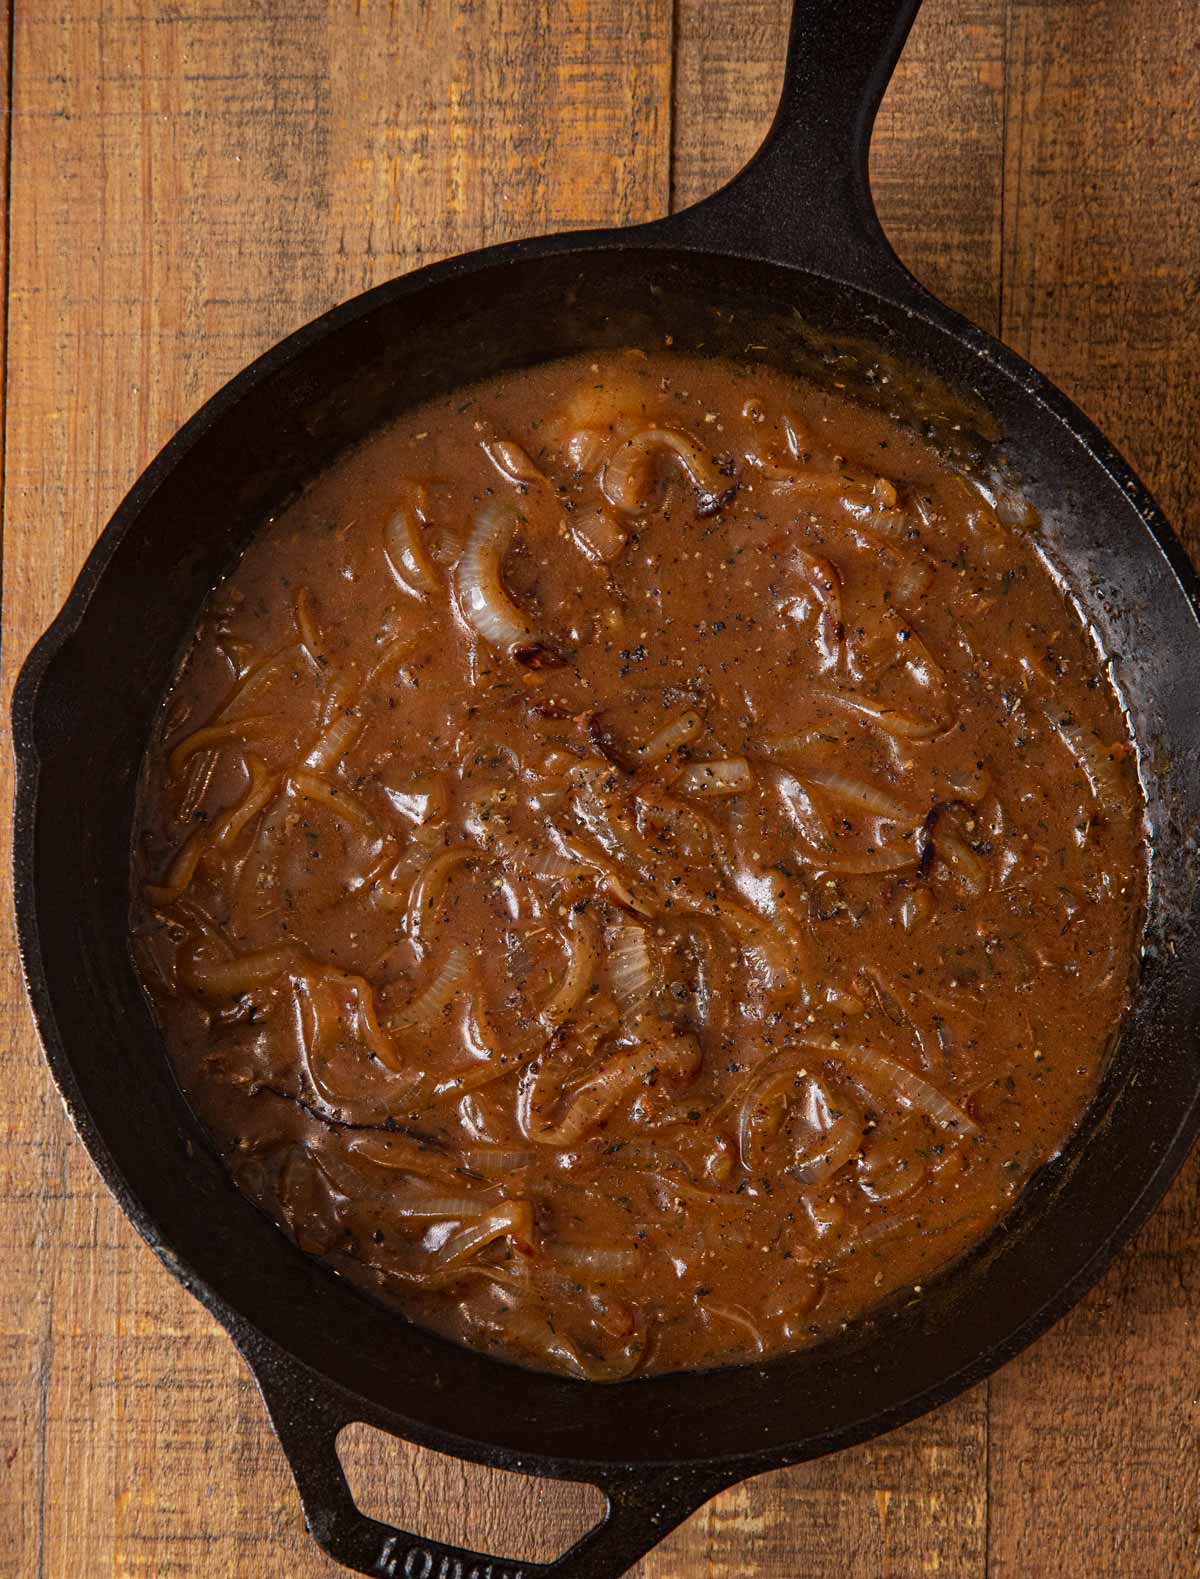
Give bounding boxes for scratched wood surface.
[1,2,1197,1575]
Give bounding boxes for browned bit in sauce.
[131,350,1145,1380]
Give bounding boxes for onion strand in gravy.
[131,350,1145,1379]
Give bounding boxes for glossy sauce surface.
[131,351,1145,1379]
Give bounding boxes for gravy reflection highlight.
[131,351,1145,1380]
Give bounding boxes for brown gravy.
[131,350,1145,1380]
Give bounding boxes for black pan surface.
[12,3,1200,1576]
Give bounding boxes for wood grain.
[655,6,1002,1576]
[1,1,1197,1575]
[986,5,1200,1574]
[0,4,671,1576]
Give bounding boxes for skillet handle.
[662,0,927,293]
[243,1341,731,1579]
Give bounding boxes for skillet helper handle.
[248,1347,730,1579]
[668,0,927,289]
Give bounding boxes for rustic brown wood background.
[2,1,1197,1574]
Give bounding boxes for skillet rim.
[11,220,1200,1487]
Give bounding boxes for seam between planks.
[666,0,680,212]
[0,0,14,665]
[996,0,1011,340]
[986,3,1012,1567]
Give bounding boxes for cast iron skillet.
[12,1,1200,1575]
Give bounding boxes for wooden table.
[2,2,1197,1574]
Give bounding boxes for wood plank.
[670,0,1006,332]
[0,3,670,1575]
[0,7,30,1574]
[668,0,788,217]
[987,2,1200,1572]
[871,0,1006,334]
[656,3,1007,1575]
[4,0,1198,1574]
[998,0,1200,534]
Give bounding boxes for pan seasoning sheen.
[130,350,1146,1381]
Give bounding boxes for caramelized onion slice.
[551,1243,644,1278]
[934,829,988,894]
[482,438,548,486]
[287,969,403,1099]
[455,499,538,650]
[382,772,450,829]
[345,1133,464,1182]
[384,496,440,595]
[289,771,381,838]
[459,1148,540,1176]
[828,1042,979,1135]
[701,1301,765,1354]
[428,1200,535,1271]
[856,1138,926,1204]
[608,923,655,1012]
[724,902,806,1004]
[759,731,845,763]
[378,1262,521,1296]
[569,505,628,564]
[603,1153,749,1212]
[520,1026,701,1146]
[811,846,919,878]
[795,766,914,824]
[185,944,299,998]
[891,556,935,607]
[899,887,935,932]
[168,716,274,779]
[636,708,705,764]
[742,406,820,482]
[635,787,720,864]
[736,1065,863,1184]
[571,764,805,999]
[423,1200,530,1275]
[147,754,281,904]
[405,845,493,956]
[755,462,877,507]
[178,748,219,825]
[671,916,733,1042]
[918,801,989,894]
[781,550,844,675]
[970,472,1038,528]
[563,428,609,474]
[552,375,649,451]
[540,907,600,1030]
[818,691,944,740]
[497,1301,648,1383]
[214,756,281,850]
[277,1147,345,1255]
[601,427,736,517]
[387,1192,500,1221]
[428,1058,524,1109]
[569,764,657,870]
[736,1066,796,1173]
[361,632,419,695]
[557,833,655,917]
[1044,710,1132,810]
[303,708,363,775]
[795,1111,864,1187]
[293,587,325,662]
[676,757,753,797]
[209,641,305,729]
[386,945,469,1035]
